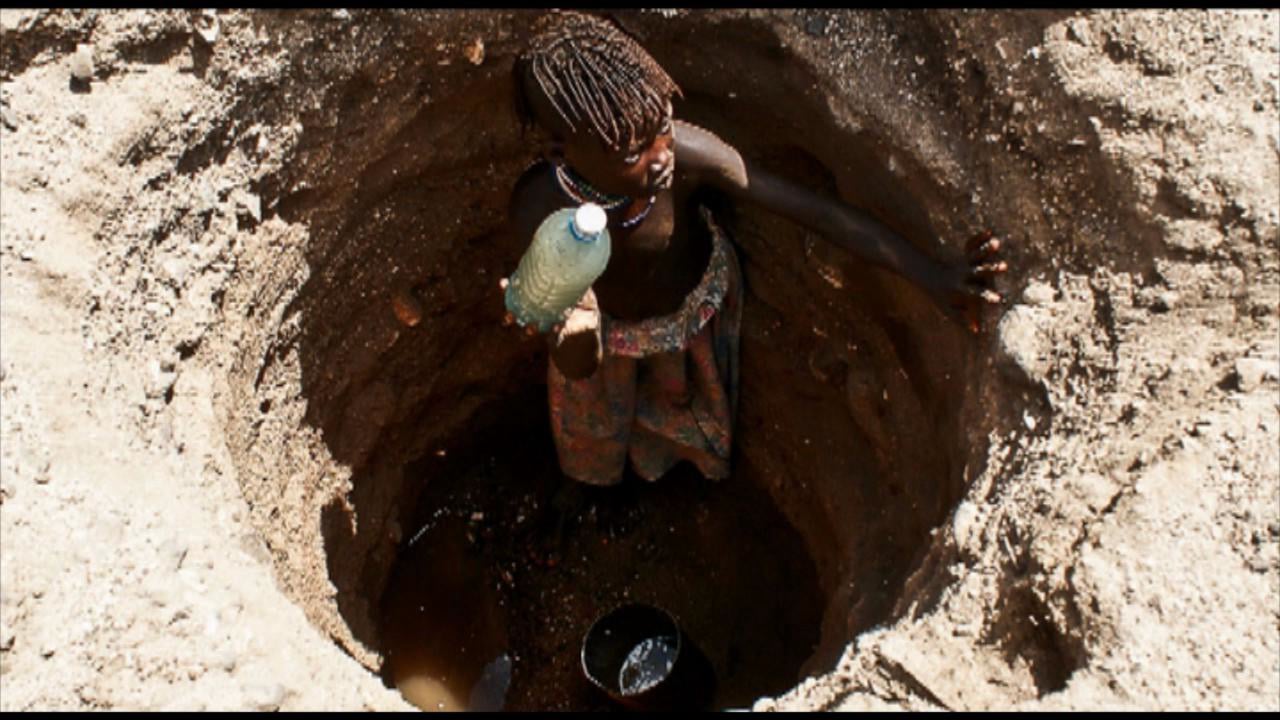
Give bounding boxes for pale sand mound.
[0,9,1275,711]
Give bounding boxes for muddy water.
[379,419,824,711]
[380,513,511,711]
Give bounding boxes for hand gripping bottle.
[504,203,611,332]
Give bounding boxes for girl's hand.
[934,230,1007,334]
[499,278,602,378]
[499,277,547,338]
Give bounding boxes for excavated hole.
[223,12,1062,711]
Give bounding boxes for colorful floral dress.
[548,207,743,485]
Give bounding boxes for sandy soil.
[1,8,1276,712]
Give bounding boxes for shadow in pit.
[266,10,1019,702]
[276,43,541,652]
[373,390,827,711]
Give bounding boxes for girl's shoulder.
[672,119,748,195]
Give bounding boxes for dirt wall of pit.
[1,8,1276,711]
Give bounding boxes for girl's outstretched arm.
[675,120,1006,332]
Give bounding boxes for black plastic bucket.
[580,603,715,711]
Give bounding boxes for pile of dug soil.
[0,8,1275,712]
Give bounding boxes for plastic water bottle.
[504,203,611,332]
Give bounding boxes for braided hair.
[515,11,681,151]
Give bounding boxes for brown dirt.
[378,409,823,711]
[0,8,1276,712]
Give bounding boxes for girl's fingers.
[965,229,994,254]
[980,289,1002,304]
[973,261,1008,276]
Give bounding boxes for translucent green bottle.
[504,203,611,332]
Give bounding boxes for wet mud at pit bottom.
[379,421,824,711]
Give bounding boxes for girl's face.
[559,100,675,199]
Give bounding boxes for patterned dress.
[548,207,743,485]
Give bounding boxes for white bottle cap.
[574,203,608,236]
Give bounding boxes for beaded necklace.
[554,163,657,230]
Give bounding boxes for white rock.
[1235,357,1278,392]
[70,44,94,82]
[1023,280,1055,306]
[998,305,1049,383]
[952,500,979,547]
[234,190,261,223]
[1064,472,1117,513]
[212,646,238,672]
[146,360,178,399]
[161,257,190,285]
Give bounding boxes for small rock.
[1023,280,1055,306]
[1234,357,1278,392]
[143,301,172,318]
[390,290,423,328]
[952,500,979,547]
[243,682,287,711]
[161,257,190,285]
[213,646,238,672]
[233,190,261,224]
[998,305,1049,383]
[1064,472,1117,513]
[0,623,14,651]
[464,38,485,66]
[70,43,94,82]
[0,106,16,131]
[146,359,177,399]
[1150,291,1178,313]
